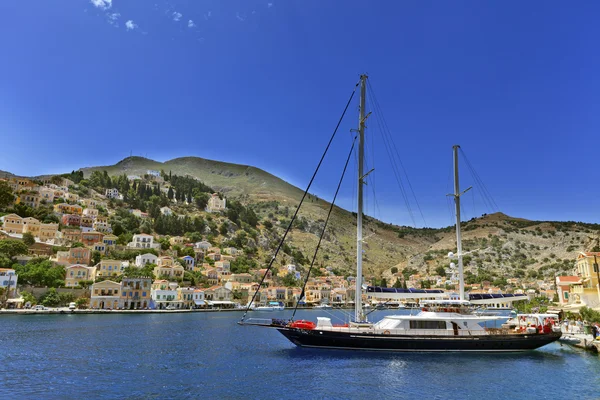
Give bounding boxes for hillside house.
[64,264,96,287]
[2,214,23,234]
[135,253,158,268]
[206,193,226,212]
[61,214,81,227]
[127,234,156,249]
[105,188,120,199]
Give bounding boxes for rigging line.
[459,149,493,212]
[367,80,427,227]
[446,162,455,226]
[371,98,416,227]
[459,148,499,211]
[240,80,359,323]
[291,136,357,321]
[367,83,417,227]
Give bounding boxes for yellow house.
[22,217,41,237]
[169,236,185,246]
[83,208,99,217]
[153,264,185,279]
[64,264,96,287]
[121,277,152,309]
[54,203,83,215]
[2,214,23,234]
[90,280,122,310]
[573,252,600,307]
[95,259,124,278]
[39,223,59,242]
[17,191,42,208]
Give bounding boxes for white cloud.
[236,12,246,22]
[173,12,182,22]
[188,20,196,28]
[125,20,138,31]
[268,2,273,8]
[107,12,120,25]
[91,0,112,10]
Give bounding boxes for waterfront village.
[0,172,599,314]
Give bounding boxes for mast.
[355,74,367,322]
[452,145,467,302]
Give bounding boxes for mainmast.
[452,145,470,301]
[355,74,367,322]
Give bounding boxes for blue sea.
[1,309,599,399]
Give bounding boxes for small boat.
[314,303,333,309]
[253,301,285,311]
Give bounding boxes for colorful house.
[64,264,96,287]
[2,214,23,234]
[120,277,152,309]
[90,280,121,309]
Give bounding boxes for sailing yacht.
[241,75,561,352]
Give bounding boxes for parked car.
[166,305,176,310]
[68,302,76,310]
[32,305,47,311]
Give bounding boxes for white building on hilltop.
[206,193,226,212]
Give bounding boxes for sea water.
[1,309,599,399]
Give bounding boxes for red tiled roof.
[556,276,580,283]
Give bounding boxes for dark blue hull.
[276,328,561,352]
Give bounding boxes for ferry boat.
[240,75,561,352]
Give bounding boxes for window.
[409,320,446,330]
[142,292,146,297]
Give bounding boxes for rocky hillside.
[13,156,600,283]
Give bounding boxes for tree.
[0,239,29,268]
[75,297,88,309]
[21,291,36,306]
[219,222,229,236]
[40,288,61,307]
[282,272,299,287]
[22,232,35,246]
[0,181,14,210]
[435,265,447,277]
[91,251,102,265]
[390,266,398,274]
[14,258,66,287]
[195,193,210,210]
[167,187,174,200]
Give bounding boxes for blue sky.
[0,1,599,227]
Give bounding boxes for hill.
[6,156,600,286]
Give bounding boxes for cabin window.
[409,320,446,330]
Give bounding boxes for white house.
[194,240,211,250]
[151,282,183,309]
[135,253,158,268]
[105,188,120,199]
[160,207,173,216]
[147,170,161,177]
[205,193,226,212]
[0,268,18,297]
[181,255,195,271]
[127,234,158,249]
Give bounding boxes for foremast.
[355,74,368,322]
